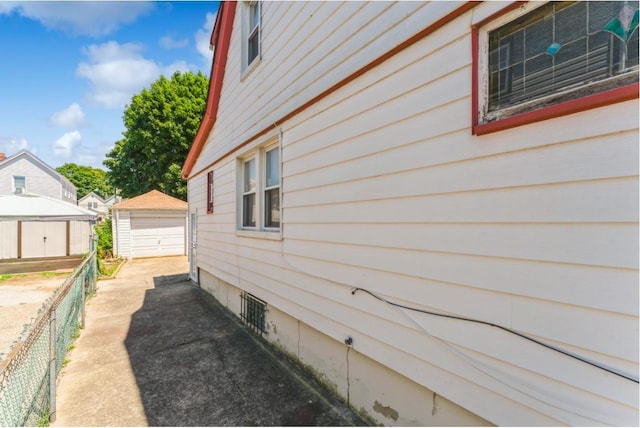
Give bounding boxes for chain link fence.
[0,238,97,427]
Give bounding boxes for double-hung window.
[242,1,261,73]
[239,143,280,232]
[242,157,257,227]
[474,1,639,133]
[264,147,280,228]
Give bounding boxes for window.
[242,157,257,227]
[264,147,280,228]
[13,175,25,193]
[242,1,261,72]
[239,142,281,232]
[475,1,639,132]
[207,171,214,214]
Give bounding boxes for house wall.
[188,1,639,426]
[191,1,465,175]
[78,194,107,217]
[0,156,76,203]
[112,210,131,258]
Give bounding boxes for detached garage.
[112,190,188,259]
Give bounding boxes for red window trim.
[207,171,214,214]
[471,2,640,136]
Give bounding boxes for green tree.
[103,71,208,200]
[56,163,112,200]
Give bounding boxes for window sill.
[473,82,639,136]
[241,57,261,82]
[236,228,282,241]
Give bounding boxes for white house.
[78,191,108,221]
[0,150,77,204]
[182,1,639,426]
[111,190,188,259]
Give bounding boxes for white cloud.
[160,35,188,50]
[53,131,81,158]
[0,137,33,156]
[0,2,154,37]
[76,41,191,109]
[50,103,86,128]
[195,12,217,67]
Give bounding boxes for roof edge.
[182,1,237,179]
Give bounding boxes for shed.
[111,190,188,259]
[0,193,96,261]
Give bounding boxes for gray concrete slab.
[52,256,366,427]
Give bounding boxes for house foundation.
[198,269,491,427]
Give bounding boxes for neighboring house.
[111,190,188,259]
[0,150,77,204]
[0,193,96,262]
[78,192,108,221]
[182,1,639,426]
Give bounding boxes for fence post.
[81,274,86,329]
[49,308,57,423]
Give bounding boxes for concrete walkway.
[52,256,365,426]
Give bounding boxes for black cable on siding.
[351,287,639,384]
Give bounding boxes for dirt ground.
[0,271,71,360]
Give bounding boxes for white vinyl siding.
[191,1,464,176]
[188,1,639,426]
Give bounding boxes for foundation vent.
[240,292,267,335]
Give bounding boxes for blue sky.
[0,1,220,170]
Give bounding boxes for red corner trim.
[473,83,639,135]
[182,1,237,179]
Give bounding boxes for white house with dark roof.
[0,150,76,204]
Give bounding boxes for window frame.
[237,138,281,238]
[241,0,262,77]
[13,175,26,193]
[472,1,640,135]
[207,170,214,214]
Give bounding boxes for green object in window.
[604,5,639,42]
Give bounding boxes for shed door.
[21,221,67,258]
[130,215,185,258]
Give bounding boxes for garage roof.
[0,193,97,221]
[111,190,187,211]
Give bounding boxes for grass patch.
[40,271,68,279]
[36,409,50,427]
[99,258,125,279]
[0,273,27,282]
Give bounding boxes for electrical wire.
[351,287,638,384]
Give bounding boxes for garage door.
[130,215,185,258]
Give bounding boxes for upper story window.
[239,142,280,232]
[242,1,262,74]
[13,175,25,193]
[207,171,214,214]
[475,1,639,132]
